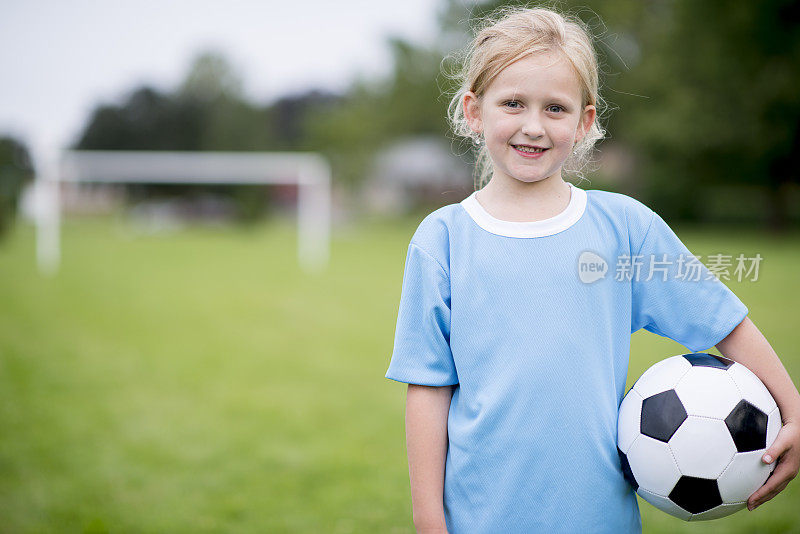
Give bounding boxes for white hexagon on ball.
[669,417,736,479]
[675,367,740,419]
[627,435,682,496]
[633,356,691,399]
[717,450,773,503]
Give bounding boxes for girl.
[385,6,800,534]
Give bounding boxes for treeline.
[74,38,449,188]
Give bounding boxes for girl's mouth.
[512,145,549,158]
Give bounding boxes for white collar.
[460,183,587,238]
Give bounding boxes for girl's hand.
[748,420,800,510]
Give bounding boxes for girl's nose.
[521,113,545,139]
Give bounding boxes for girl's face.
[463,51,596,187]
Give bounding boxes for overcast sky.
[0,0,444,154]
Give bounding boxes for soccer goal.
[33,150,331,275]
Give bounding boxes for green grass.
[0,215,798,533]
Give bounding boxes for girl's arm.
[406,383,453,534]
[715,316,800,510]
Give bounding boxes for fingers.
[762,430,792,467]
[747,475,790,511]
[747,446,799,510]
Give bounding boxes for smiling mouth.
[512,145,549,154]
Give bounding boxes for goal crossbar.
[35,150,331,274]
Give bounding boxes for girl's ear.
[575,104,597,143]
[463,91,483,134]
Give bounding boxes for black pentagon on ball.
[669,476,722,514]
[682,352,733,370]
[641,389,687,442]
[618,447,638,490]
[725,399,768,452]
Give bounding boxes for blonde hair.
[446,5,606,190]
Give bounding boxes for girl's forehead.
[489,52,582,100]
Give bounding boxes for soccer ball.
[617,353,781,520]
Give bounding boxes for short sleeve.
[385,242,458,386]
[631,211,749,352]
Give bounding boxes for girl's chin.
[506,175,553,184]
[506,170,559,183]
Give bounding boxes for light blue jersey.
[386,184,748,534]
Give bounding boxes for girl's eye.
[547,104,565,113]
[503,100,522,109]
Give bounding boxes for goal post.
[33,150,331,275]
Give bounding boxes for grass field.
[0,214,798,533]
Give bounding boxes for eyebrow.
[497,91,576,103]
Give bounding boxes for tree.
[77,86,205,150]
[178,51,243,103]
[0,136,33,239]
[635,0,800,228]
[77,51,270,152]
[74,52,276,221]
